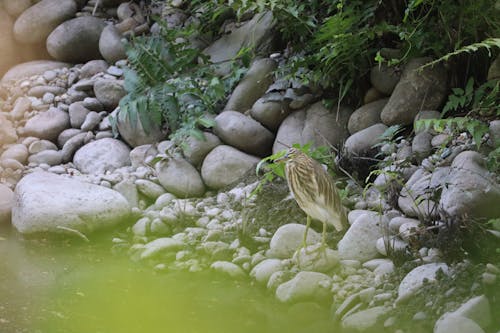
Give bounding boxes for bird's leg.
[302,215,312,249]
[321,222,328,249]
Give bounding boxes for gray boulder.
[28,150,62,166]
[250,97,289,132]
[397,263,449,303]
[344,123,388,157]
[440,151,500,219]
[12,172,130,234]
[342,306,390,332]
[99,24,126,64]
[273,102,351,153]
[73,138,131,174]
[2,60,70,82]
[224,58,277,112]
[94,79,126,110]
[370,64,401,95]
[13,0,77,45]
[115,108,166,147]
[267,223,321,259]
[381,58,448,126]
[69,102,91,128]
[0,184,14,225]
[182,132,221,166]
[275,271,331,303]
[201,145,259,189]
[80,60,109,79]
[46,16,106,63]
[203,12,276,76]
[348,99,388,134]
[214,111,274,157]
[61,132,87,162]
[156,157,205,197]
[434,315,485,333]
[22,108,70,142]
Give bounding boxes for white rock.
[397,263,449,303]
[267,223,321,259]
[210,261,246,278]
[293,244,340,273]
[140,237,184,259]
[73,138,131,174]
[434,315,485,333]
[135,179,165,199]
[275,271,331,303]
[12,172,130,234]
[450,295,491,329]
[250,259,285,284]
[341,306,390,332]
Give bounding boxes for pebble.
[107,66,124,76]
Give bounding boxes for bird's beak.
[274,153,288,163]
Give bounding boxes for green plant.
[415,117,490,149]
[442,78,500,117]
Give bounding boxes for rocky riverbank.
[0,1,499,332]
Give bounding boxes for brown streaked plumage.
[277,147,347,244]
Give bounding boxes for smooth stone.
[267,223,321,259]
[79,60,109,79]
[434,315,485,333]
[13,0,77,44]
[22,107,70,142]
[11,97,32,120]
[12,171,130,234]
[370,64,401,95]
[99,24,127,64]
[0,9,17,77]
[250,259,285,285]
[47,16,106,62]
[450,295,491,329]
[135,179,165,199]
[375,236,408,256]
[3,0,32,17]
[93,79,126,110]
[27,150,63,166]
[60,133,87,162]
[0,114,17,144]
[80,111,101,131]
[2,60,70,83]
[27,85,65,98]
[343,123,388,157]
[182,132,221,167]
[57,128,82,148]
[348,98,388,134]
[342,306,390,332]
[73,138,131,174]
[156,157,205,197]
[275,271,331,303]
[140,237,184,260]
[69,102,91,128]
[397,263,449,303]
[201,145,260,190]
[1,144,29,164]
[115,108,166,147]
[113,178,139,208]
[210,261,246,278]
[293,244,339,273]
[214,110,274,157]
[250,97,289,132]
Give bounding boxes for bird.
[276,147,348,248]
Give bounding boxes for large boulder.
[99,24,126,64]
[273,102,351,154]
[21,107,70,142]
[0,184,14,225]
[250,97,290,132]
[348,99,388,134]
[12,172,130,234]
[13,0,77,45]
[396,263,449,303]
[380,57,448,126]
[155,157,206,197]
[214,111,274,157]
[343,123,387,157]
[203,11,276,76]
[201,145,259,190]
[0,9,18,78]
[2,60,70,82]
[182,132,221,167]
[115,108,167,147]
[73,138,131,174]
[440,151,500,219]
[370,64,401,95]
[93,79,126,110]
[224,58,277,112]
[46,16,106,63]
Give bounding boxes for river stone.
[0,184,14,225]
[338,211,386,262]
[135,179,165,199]
[47,16,106,63]
[27,85,66,98]
[396,263,449,303]
[13,0,77,44]
[1,144,29,164]
[0,114,17,144]
[2,60,70,82]
[57,128,82,147]
[22,107,70,142]
[250,259,285,285]
[348,98,388,134]
[3,0,32,17]
[68,102,91,128]
[275,271,331,303]
[293,245,340,273]
[214,111,274,157]
[203,11,276,76]
[370,64,401,95]
[28,150,63,166]
[273,102,351,153]
[115,108,166,147]
[129,144,158,168]
[140,237,184,260]
[449,295,491,329]
[224,58,277,112]
[342,306,390,332]
[343,123,388,157]
[12,171,130,234]
[267,223,321,259]
[94,79,126,110]
[201,145,260,190]
[412,131,433,160]
[210,261,246,278]
[439,151,500,219]
[250,97,289,131]
[80,112,101,131]
[182,132,221,166]
[73,138,131,174]
[99,24,126,64]
[156,157,205,197]
[28,140,58,154]
[113,178,139,208]
[80,60,109,79]
[381,57,448,126]
[434,315,485,333]
[0,9,17,78]
[11,97,32,120]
